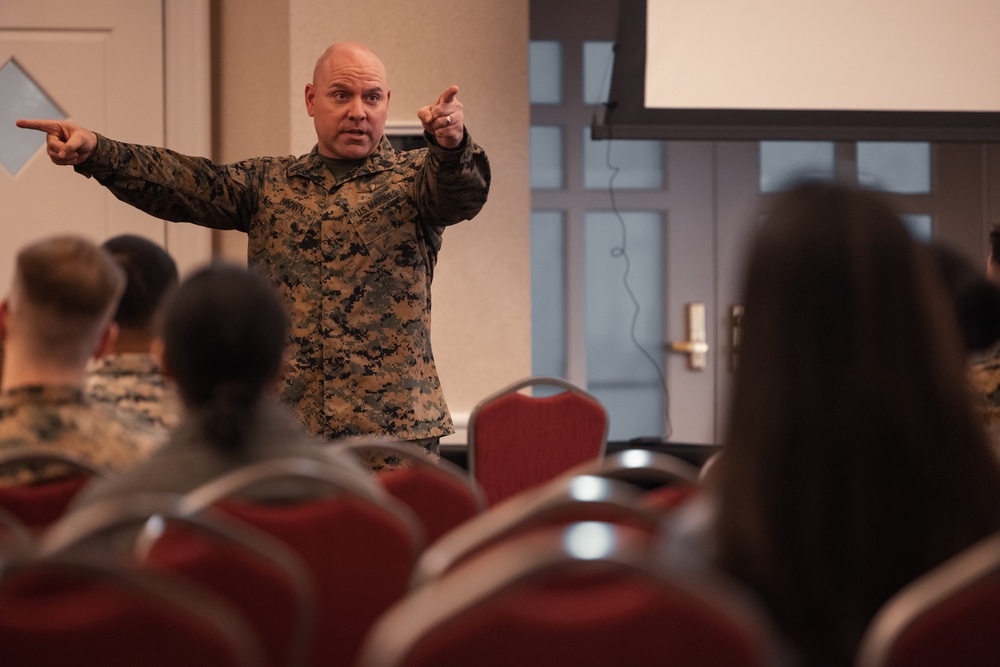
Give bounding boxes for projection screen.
[594,0,1000,140]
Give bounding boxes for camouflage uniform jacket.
[0,385,161,486]
[75,132,491,441]
[86,352,182,440]
[968,352,1000,453]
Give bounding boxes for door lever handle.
[666,302,708,370]
[669,340,709,355]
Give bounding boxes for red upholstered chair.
[337,440,487,545]
[179,457,425,667]
[856,530,1000,667]
[0,450,102,529]
[468,376,609,506]
[413,474,662,586]
[358,522,779,667]
[40,493,315,667]
[0,551,265,667]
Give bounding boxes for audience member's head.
[712,181,1000,665]
[159,263,288,454]
[929,241,1000,354]
[1,235,125,385]
[987,222,1000,286]
[101,234,178,351]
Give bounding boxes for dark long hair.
[161,264,289,454]
[713,182,1000,664]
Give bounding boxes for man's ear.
[93,322,119,359]
[304,83,316,117]
[151,337,172,378]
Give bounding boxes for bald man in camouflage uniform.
[19,43,490,461]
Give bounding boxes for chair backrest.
[0,551,265,667]
[337,439,487,544]
[358,522,779,667]
[567,448,700,487]
[855,530,1000,667]
[0,449,102,529]
[468,376,609,506]
[180,457,425,667]
[413,474,662,585]
[563,448,702,512]
[39,492,316,667]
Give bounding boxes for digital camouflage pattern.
[86,352,182,440]
[76,132,490,442]
[0,385,162,486]
[968,354,1000,456]
[350,437,441,473]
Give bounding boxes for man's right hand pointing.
[16,119,98,166]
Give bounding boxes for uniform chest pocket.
[250,200,323,280]
[348,191,420,260]
[271,201,320,248]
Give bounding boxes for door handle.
[730,304,743,372]
[667,302,708,370]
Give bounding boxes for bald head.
[313,42,387,86]
[305,42,391,159]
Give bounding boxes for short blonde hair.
[10,235,125,363]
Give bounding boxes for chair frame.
[564,448,701,488]
[855,530,1000,667]
[336,439,488,543]
[466,376,610,502]
[359,521,780,667]
[178,456,426,667]
[178,456,420,541]
[335,439,487,506]
[0,448,105,529]
[0,449,104,478]
[0,549,267,667]
[39,492,316,667]
[413,473,662,586]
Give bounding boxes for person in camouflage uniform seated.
[0,236,162,485]
[86,234,182,440]
[18,42,491,468]
[73,263,371,509]
[965,223,1000,454]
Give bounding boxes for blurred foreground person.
[668,182,1000,666]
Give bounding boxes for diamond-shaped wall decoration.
[0,58,67,176]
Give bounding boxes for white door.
[710,140,1000,441]
[0,0,210,295]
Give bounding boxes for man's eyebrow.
[327,83,386,95]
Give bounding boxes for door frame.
[163,0,213,275]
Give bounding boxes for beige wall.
[212,0,532,436]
